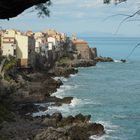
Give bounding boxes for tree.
[104,0,127,4]
[0,0,51,19]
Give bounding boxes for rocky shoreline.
[0,44,117,139]
[0,62,106,140]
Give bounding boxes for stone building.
[72,39,96,60]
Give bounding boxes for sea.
[34,37,140,140]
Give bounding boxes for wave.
[83,99,102,106]
[113,114,140,120]
[114,59,122,63]
[52,84,78,98]
[53,76,68,82]
[51,85,73,98]
[96,121,119,132]
[89,135,120,140]
[32,97,81,117]
[90,121,120,140]
[70,74,77,77]
[32,110,48,117]
[70,98,82,107]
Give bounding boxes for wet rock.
[75,113,91,123]
[45,96,73,106]
[95,56,114,62]
[17,103,39,115]
[52,67,78,77]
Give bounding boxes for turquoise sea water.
[50,37,140,140]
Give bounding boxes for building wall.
[74,42,93,60]
[48,37,58,46]
[1,37,16,56]
[4,29,16,37]
[1,43,16,56]
[16,35,28,59]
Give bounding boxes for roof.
[72,39,88,45]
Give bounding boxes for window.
[14,49,16,55]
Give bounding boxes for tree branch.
[0,0,50,19]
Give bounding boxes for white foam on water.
[96,121,119,133]
[70,98,82,107]
[52,88,65,99]
[89,135,120,140]
[46,97,82,115]
[83,99,102,106]
[32,110,48,117]
[53,76,68,82]
[114,60,122,63]
[33,100,76,117]
[52,84,78,99]
[70,74,77,77]
[89,121,120,140]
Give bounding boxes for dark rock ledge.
[0,60,105,140]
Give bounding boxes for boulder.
[52,112,63,122]
[75,113,91,123]
[42,118,57,127]
[95,56,114,62]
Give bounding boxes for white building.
[47,36,58,50]
[1,29,35,68]
[34,32,48,56]
[1,37,16,57]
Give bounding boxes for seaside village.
[0,29,97,71]
[0,29,106,140]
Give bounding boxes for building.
[1,29,35,68]
[34,32,48,55]
[72,39,95,60]
[1,37,16,57]
[47,36,58,50]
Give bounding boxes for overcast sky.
[0,0,140,36]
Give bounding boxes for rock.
[120,59,126,63]
[95,56,114,62]
[74,113,91,123]
[52,112,63,122]
[87,123,105,135]
[34,127,69,140]
[71,60,96,67]
[45,96,73,106]
[57,79,63,86]
[60,115,75,127]
[61,97,73,104]
[17,103,39,115]
[52,67,78,77]
[42,118,57,127]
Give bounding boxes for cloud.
[52,0,76,5]
[79,0,104,8]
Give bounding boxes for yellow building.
[1,29,35,68]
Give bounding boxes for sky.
[0,0,140,37]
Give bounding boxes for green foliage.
[35,0,52,17]
[58,57,72,65]
[3,56,17,71]
[0,100,15,124]
[0,54,5,64]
